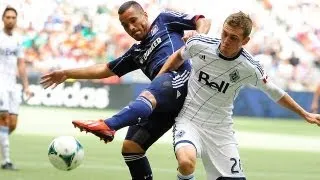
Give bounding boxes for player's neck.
[219,49,238,58]
[3,28,13,36]
[218,47,241,58]
[217,46,243,61]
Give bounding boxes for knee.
[139,91,157,108]
[9,123,17,134]
[8,115,17,134]
[122,140,145,154]
[177,156,196,175]
[176,146,197,175]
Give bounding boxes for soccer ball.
[48,136,84,171]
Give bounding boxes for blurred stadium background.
[1,0,320,179]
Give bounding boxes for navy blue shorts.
[125,68,190,150]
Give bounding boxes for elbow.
[205,19,212,33]
[204,18,212,28]
[197,18,211,34]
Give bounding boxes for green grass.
[17,106,320,136]
[1,135,320,180]
[0,106,320,180]
[234,117,320,136]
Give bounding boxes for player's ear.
[143,11,148,19]
[242,36,250,46]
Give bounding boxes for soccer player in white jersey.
[158,11,320,180]
[0,6,31,170]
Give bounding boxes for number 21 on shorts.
[230,158,242,174]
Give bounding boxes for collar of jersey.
[217,45,243,61]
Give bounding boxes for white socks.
[177,172,195,180]
[0,126,10,164]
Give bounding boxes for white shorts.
[0,90,21,115]
[173,120,245,180]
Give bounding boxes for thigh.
[202,143,245,180]
[125,111,176,151]
[173,120,201,157]
[8,90,21,115]
[146,71,188,112]
[9,114,18,125]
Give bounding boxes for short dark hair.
[118,1,144,15]
[224,11,252,38]
[2,6,18,19]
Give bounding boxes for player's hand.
[311,102,319,113]
[40,70,67,89]
[304,112,320,126]
[182,31,198,42]
[23,87,32,101]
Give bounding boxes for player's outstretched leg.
[72,119,116,143]
[72,91,156,143]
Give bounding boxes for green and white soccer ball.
[48,136,84,171]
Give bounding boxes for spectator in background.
[2,0,320,89]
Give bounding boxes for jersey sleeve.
[181,34,217,60]
[108,45,139,77]
[17,38,24,59]
[247,55,286,101]
[161,11,204,31]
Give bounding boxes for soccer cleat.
[72,120,115,143]
[1,162,17,170]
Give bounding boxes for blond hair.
[224,11,252,37]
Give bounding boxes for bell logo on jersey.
[198,71,230,93]
[0,48,17,56]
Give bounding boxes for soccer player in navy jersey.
[41,1,211,179]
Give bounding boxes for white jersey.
[177,34,285,127]
[0,30,24,91]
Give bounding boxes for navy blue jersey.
[108,11,204,80]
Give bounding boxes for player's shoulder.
[160,10,186,17]
[240,48,264,74]
[186,34,220,46]
[240,48,260,64]
[0,30,4,37]
[158,10,196,22]
[11,32,23,45]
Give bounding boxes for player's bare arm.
[40,64,115,89]
[277,93,320,125]
[311,84,320,113]
[17,58,31,97]
[182,18,211,42]
[157,47,184,76]
[195,18,211,34]
[257,74,320,125]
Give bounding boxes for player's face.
[220,23,250,57]
[119,7,149,41]
[2,10,17,30]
